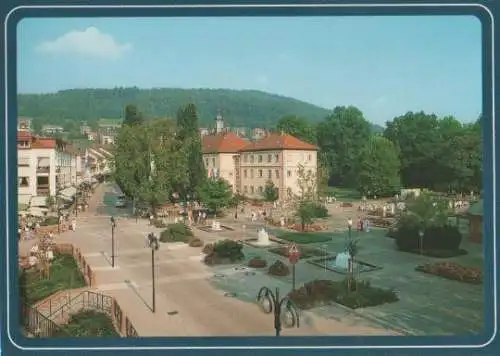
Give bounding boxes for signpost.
[287,243,300,291]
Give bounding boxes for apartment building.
[41,125,65,135]
[17,131,82,207]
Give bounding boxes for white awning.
[18,194,31,206]
[59,186,77,198]
[30,196,48,208]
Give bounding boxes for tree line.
[276,107,482,196]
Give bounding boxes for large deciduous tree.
[197,178,233,217]
[113,118,188,215]
[316,106,372,187]
[176,103,206,198]
[276,115,317,144]
[355,136,401,197]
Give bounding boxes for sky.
[16,16,482,125]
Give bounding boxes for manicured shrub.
[159,223,194,243]
[153,219,167,228]
[288,279,399,310]
[311,204,328,218]
[202,243,214,255]
[248,257,267,268]
[40,216,59,226]
[268,260,290,276]
[203,240,244,265]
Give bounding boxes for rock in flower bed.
[415,262,482,284]
[248,257,267,268]
[288,279,399,310]
[268,260,290,276]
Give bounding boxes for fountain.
[254,228,271,246]
[211,220,222,231]
[331,251,351,271]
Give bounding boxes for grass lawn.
[22,253,86,305]
[327,187,362,202]
[55,310,120,337]
[270,229,332,244]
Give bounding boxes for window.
[268,170,272,179]
[267,154,272,162]
[258,186,263,193]
[250,170,254,179]
[275,170,280,178]
[244,169,247,178]
[243,155,248,163]
[258,155,263,163]
[250,186,254,194]
[287,170,292,177]
[308,169,312,175]
[258,169,263,178]
[275,154,279,163]
[250,155,254,163]
[212,158,215,166]
[205,158,209,166]
[19,177,29,187]
[244,186,248,193]
[308,154,312,161]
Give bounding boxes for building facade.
[202,125,318,200]
[17,132,83,207]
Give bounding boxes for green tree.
[404,193,449,230]
[263,180,279,202]
[316,106,372,186]
[295,200,316,231]
[355,136,401,197]
[176,104,206,197]
[123,104,144,126]
[113,118,188,215]
[197,178,233,218]
[276,115,317,143]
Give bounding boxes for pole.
[152,247,156,313]
[292,263,296,291]
[274,288,281,337]
[111,224,115,268]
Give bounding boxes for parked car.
[115,195,128,208]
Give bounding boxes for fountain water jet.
[254,228,271,246]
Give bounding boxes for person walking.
[71,218,77,231]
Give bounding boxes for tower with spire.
[215,109,224,134]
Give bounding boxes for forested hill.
[18,87,384,132]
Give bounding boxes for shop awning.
[59,186,77,199]
[30,196,48,208]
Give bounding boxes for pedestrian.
[234,210,238,219]
[145,233,151,248]
[365,218,371,233]
[71,218,77,231]
[149,214,154,225]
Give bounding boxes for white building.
[17,131,83,208]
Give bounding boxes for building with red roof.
[202,114,318,200]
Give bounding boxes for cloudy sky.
[17,16,482,124]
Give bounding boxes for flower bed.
[287,223,327,232]
[268,246,323,259]
[248,257,267,268]
[288,279,399,310]
[268,260,290,276]
[415,262,482,284]
[203,240,244,266]
[367,217,394,228]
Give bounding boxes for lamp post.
[419,229,424,255]
[257,287,300,337]
[110,216,116,268]
[346,217,353,247]
[150,234,160,313]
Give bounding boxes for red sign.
[288,243,300,264]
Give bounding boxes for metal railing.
[45,290,113,323]
[21,302,69,338]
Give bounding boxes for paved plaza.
[20,183,484,337]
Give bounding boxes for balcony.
[36,185,50,196]
[36,166,50,174]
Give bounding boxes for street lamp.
[419,229,424,255]
[346,218,353,246]
[110,216,116,268]
[149,233,160,313]
[257,287,300,337]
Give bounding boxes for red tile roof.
[17,131,32,140]
[31,137,56,149]
[240,133,318,152]
[202,132,248,154]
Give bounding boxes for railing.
[21,302,69,338]
[45,290,113,324]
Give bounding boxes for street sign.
[288,243,300,264]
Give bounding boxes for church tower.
[215,109,224,133]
